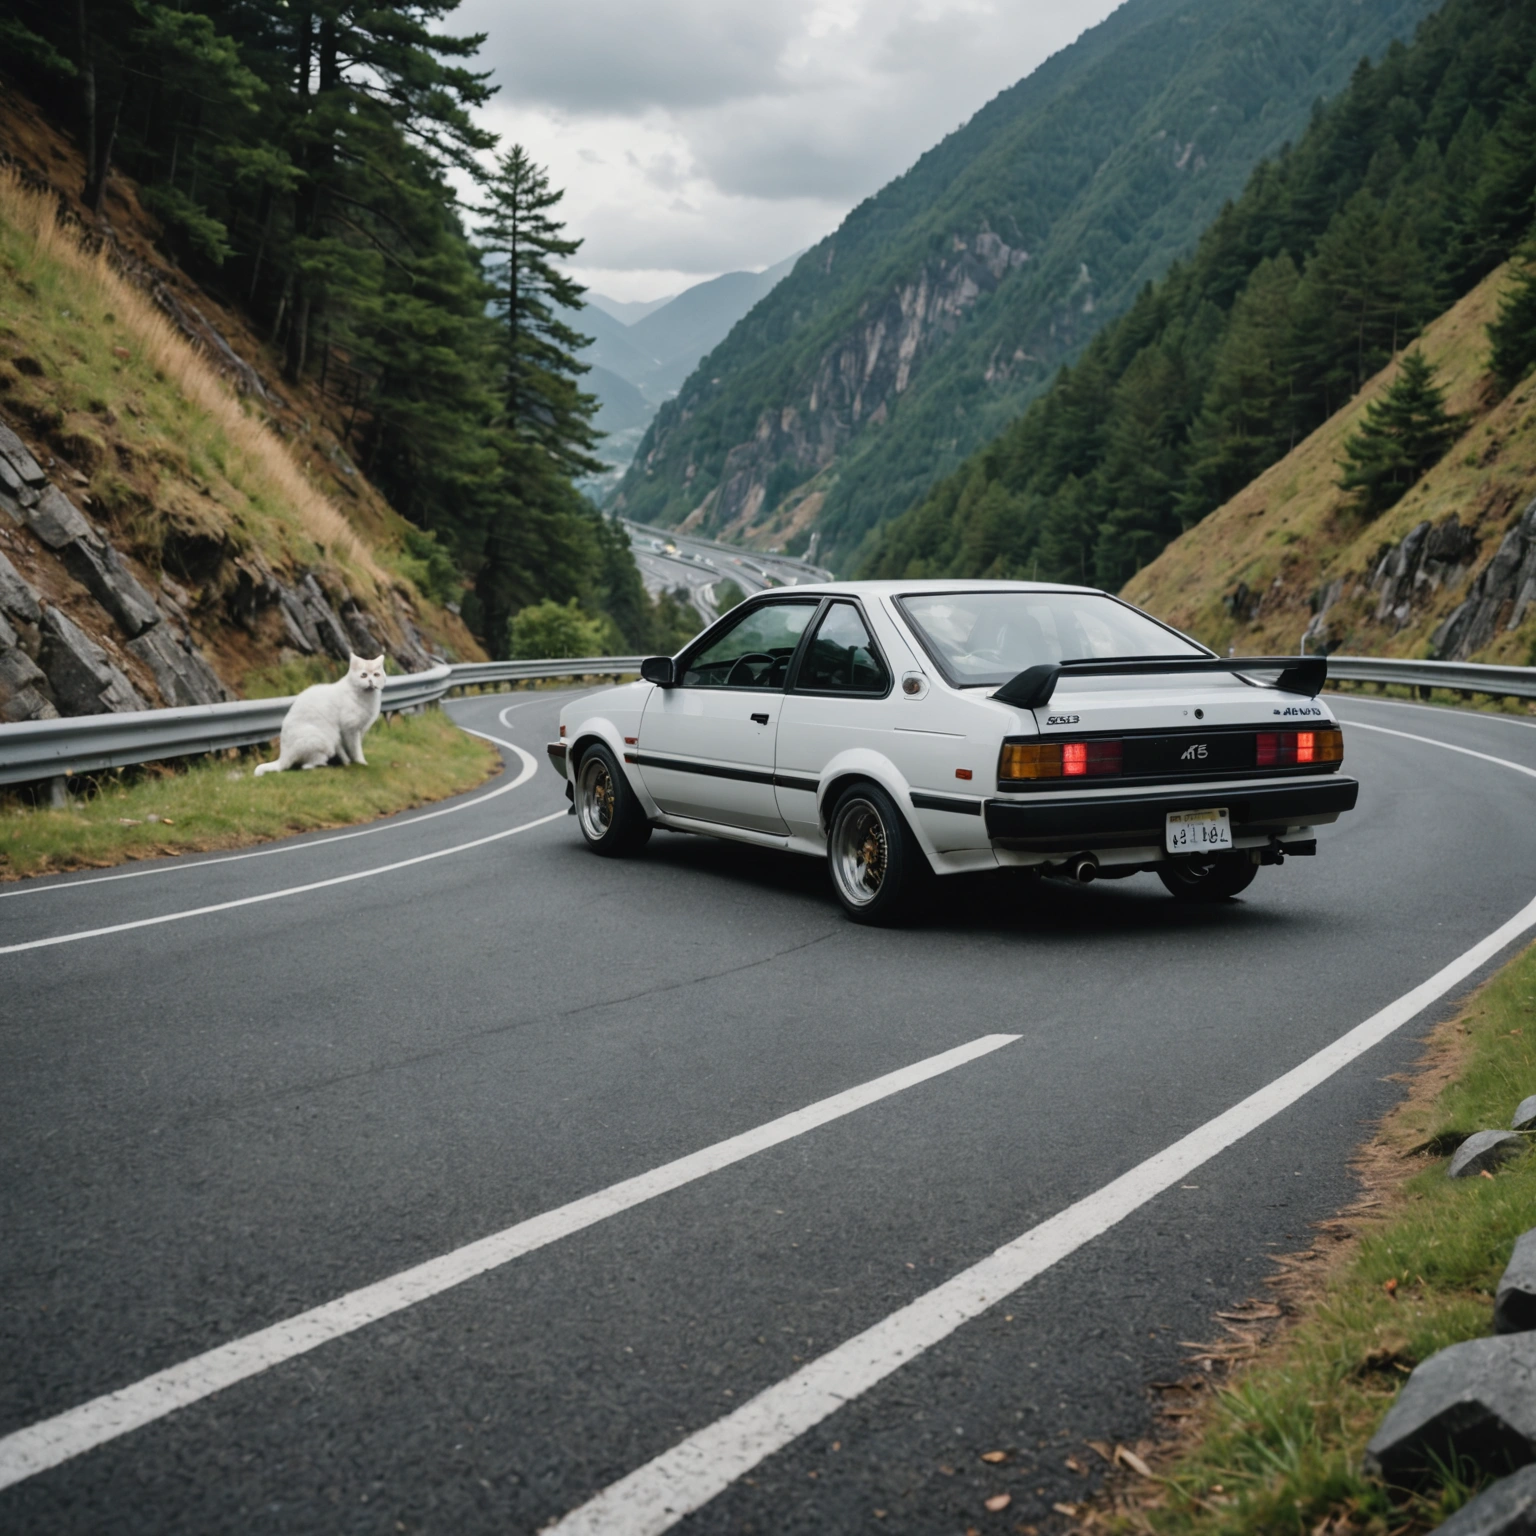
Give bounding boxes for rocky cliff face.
[0,413,436,724]
[661,230,1033,543]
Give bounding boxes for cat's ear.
[347,653,362,670]
[369,655,384,667]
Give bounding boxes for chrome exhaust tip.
[1070,855,1099,884]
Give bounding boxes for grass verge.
[0,708,499,881]
[1101,943,1536,1536]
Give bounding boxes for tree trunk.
[77,0,97,205]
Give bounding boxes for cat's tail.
[252,758,283,777]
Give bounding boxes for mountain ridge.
[612,0,1439,567]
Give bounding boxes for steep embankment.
[0,95,482,725]
[614,0,1434,567]
[1123,265,1536,667]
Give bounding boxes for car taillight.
[1256,727,1342,767]
[999,738,1122,784]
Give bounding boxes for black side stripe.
[910,792,983,817]
[631,752,824,797]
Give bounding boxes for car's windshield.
[896,590,1206,687]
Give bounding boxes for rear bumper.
[984,777,1358,852]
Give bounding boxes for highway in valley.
[2,690,1534,1534]
[621,519,832,624]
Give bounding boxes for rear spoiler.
[992,656,1327,711]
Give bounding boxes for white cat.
[254,654,386,775]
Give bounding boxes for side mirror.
[640,655,676,686]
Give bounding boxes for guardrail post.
[47,775,67,808]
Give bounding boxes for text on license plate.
[1166,807,1232,853]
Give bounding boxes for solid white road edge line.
[0,745,551,956]
[1340,719,1536,779]
[0,1034,1021,1491]
[544,892,1536,1536]
[1333,693,1536,731]
[0,716,549,902]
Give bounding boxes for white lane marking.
[546,893,1536,1536]
[498,698,542,729]
[0,746,552,956]
[1333,693,1536,731]
[0,714,554,903]
[0,1034,1021,1491]
[1341,719,1536,780]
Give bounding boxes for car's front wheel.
[1157,851,1258,903]
[827,783,929,925]
[575,744,652,857]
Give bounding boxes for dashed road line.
[545,890,1536,1536]
[0,1034,1021,1491]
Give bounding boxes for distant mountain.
[626,254,801,385]
[586,365,654,436]
[586,292,677,325]
[611,0,1439,567]
[573,255,803,491]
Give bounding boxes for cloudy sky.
[454,0,1123,302]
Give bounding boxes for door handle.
[750,712,770,725]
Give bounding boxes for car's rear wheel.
[827,783,929,925]
[1157,851,1258,903]
[575,744,652,857]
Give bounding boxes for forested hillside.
[1,0,678,660]
[613,0,1436,568]
[863,0,1536,592]
[1121,261,1536,668]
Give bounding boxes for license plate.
[1166,807,1232,853]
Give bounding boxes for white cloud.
[454,0,1123,301]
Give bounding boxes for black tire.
[1157,851,1258,903]
[574,744,652,857]
[826,782,930,925]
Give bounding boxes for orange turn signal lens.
[998,741,1062,782]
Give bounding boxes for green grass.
[0,708,499,881]
[1118,947,1536,1535]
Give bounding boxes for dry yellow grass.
[1123,264,1536,666]
[0,169,388,593]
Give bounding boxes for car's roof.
[748,578,1107,600]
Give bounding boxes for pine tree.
[478,147,602,479]
[1337,350,1459,516]
[1488,240,1536,394]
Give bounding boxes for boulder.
[37,606,147,715]
[1429,1463,1536,1535]
[0,611,57,721]
[1449,1131,1526,1179]
[0,420,48,486]
[0,549,42,624]
[1365,1333,1536,1486]
[126,624,229,707]
[294,573,354,659]
[61,538,161,637]
[1497,1231,1536,1336]
[1515,1097,1536,1134]
[24,484,96,551]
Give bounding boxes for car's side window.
[682,602,817,689]
[795,602,890,695]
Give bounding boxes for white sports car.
[546,581,1357,924]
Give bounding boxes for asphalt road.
[1,689,1533,1534]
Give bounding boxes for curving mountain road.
[1,690,1533,1534]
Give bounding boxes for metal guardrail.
[444,657,644,689]
[1324,655,1536,700]
[2,650,1531,788]
[0,658,644,787]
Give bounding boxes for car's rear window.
[896,591,1205,687]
